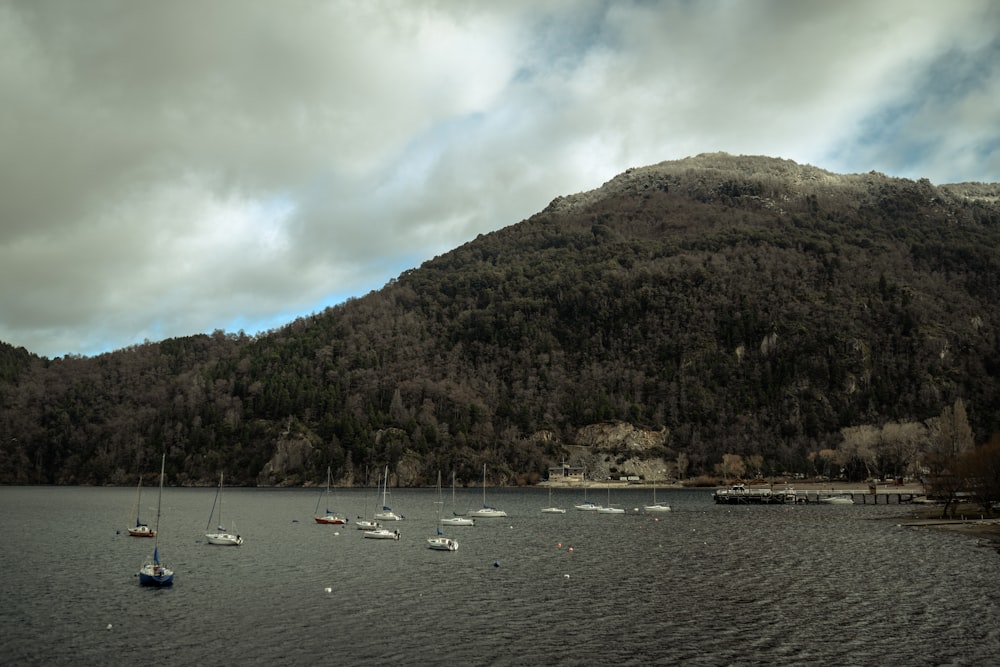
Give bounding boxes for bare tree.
[715,453,746,482]
[923,399,975,518]
[958,434,1000,515]
[837,425,879,481]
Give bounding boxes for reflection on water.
[1,486,997,666]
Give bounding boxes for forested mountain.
[2,153,999,487]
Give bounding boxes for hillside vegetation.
[2,153,998,487]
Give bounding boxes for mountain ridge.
[2,154,999,486]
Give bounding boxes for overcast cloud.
[2,0,998,358]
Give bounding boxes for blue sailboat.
[138,454,174,587]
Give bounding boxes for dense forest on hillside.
[1,154,999,487]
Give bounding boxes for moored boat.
[374,465,403,521]
[205,471,243,546]
[363,528,400,540]
[468,464,507,518]
[643,473,672,513]
[314,467,347,525]
[127,477,157,537]
[137,454,174,587]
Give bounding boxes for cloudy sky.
[2,1,998,358]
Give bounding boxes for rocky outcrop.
[574,421,668,451]
[257,432,316,486]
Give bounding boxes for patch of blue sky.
[828,36,1000,183]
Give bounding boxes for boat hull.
[314,515,346,524]
[363,529,400,540]
[427,537,458,551]
[818,497,854,504]
[128,526,157,537]
[138,563,174,587]
[440,517,475,526]
[644,504,672,512]
[468,508,507,518]
[541,507,566,514]
[205,532,243,546]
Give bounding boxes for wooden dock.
[713,483,924,505]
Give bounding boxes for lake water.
[1,485,998,666]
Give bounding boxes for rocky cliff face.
[574,421,669,451]
[551,421,674,483]
[256,433,316,486]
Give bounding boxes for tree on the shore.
[959,433,1000,516]
[715,453,746,482]
[923,399,975,518]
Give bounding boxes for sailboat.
[541,483,566,513]
[597,485,625,514]
[127,476,156,537]
[355,468,382,531]
[643,472,672,513]
[205,471,243,546]
[314,466,346,524]
[364,469,400,539]
[427,471,459,551]
[440,470,475,526]
[374,465,402,521]
[575,480,602,511]
[468,464,507,518]
[137,454,174,587]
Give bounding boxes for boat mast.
[153,453,164,553]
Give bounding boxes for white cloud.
[1,0,997,357]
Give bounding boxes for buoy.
[324,587,332,593]
[568,547,574,552]
[493,560,500,568]
[106,624,112,630]
[333,532,339,536]
[564,574,570,579]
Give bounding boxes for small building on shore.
[548,463,585,483]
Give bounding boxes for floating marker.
[493,560,500,568]
[106,624,112,630]
[325,587,332,593]
[564,574,570,579]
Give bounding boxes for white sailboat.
[597,486,625,514]
[205,471,243,546]
[126,476,156,537]
[363,469,399,539]
[643,472,672,513]
[314,466,346,524]
[575,482,602,511]
[541,483,566,513]
[468,464,507,518]
[440,470,475,526]
[355,467,382,531]
[374,465,403,521]
[137,454,174,586]
[427,472,459,551]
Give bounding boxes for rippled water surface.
[2,485,998,666]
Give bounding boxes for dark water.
[1,485,998,666]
